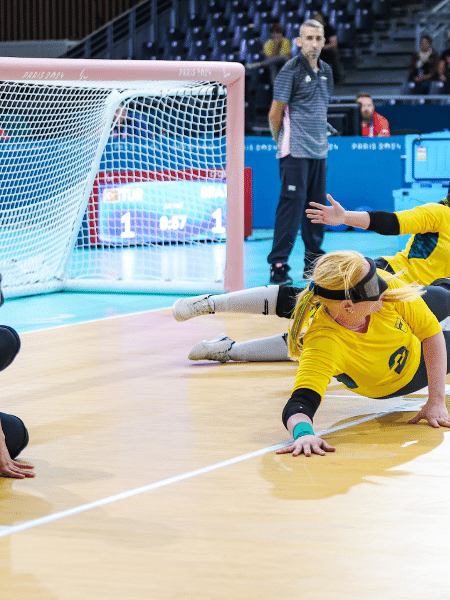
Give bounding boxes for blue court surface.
[1,230,398,334]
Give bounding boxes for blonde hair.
[288,250,424,359]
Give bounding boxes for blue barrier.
[245,136,405,229]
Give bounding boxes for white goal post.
[0,57,245,298]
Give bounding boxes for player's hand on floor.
[277,434,336,457]
[408,404,450,428]
[0,442,35,478]
[306,194,345,226]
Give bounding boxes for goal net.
[0,58,245,298]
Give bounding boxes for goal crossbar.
[0,58,245,297]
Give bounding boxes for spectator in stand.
[312,12,344,85]
[437,32,450,94]
[246,23,292,85]
[406,34,440,95]
[356,93,390,137]
[0,127,9,140]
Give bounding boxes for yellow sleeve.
[292,331,344,397]
[395,203,449,236]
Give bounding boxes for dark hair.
[269,23,285,36]
[312,11,328,25]
[421,34,432,43]
[356,92,372,100]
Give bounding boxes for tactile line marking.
[0,398,424,539]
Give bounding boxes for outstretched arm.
[408,331,450,428]
[279,388,335,457]
[277,413,336,457]
[306,194,400,235]
[306,194,371,229]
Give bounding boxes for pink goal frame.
[0,57,245,292]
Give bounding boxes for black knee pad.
[0,325,20,371]
[0,412,29,459]
[276,285,304,319]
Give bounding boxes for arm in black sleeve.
[281,388,322,429]
[367,211,400,235]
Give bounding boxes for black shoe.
[270,263,293,285]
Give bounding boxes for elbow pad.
[367,211,400,235]
[282,388,321,428]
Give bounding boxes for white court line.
[20,306,172,334]
[0,398,424,539]
[327,383,450,397]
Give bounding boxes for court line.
[327,383,450,397]
[0,398,424,539]
[19,306,173,334]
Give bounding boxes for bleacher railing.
[64,0,184,60]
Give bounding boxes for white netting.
[0,78,235,297]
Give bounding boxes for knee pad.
[276,285,304,319]
[0,412,29,459]
[0,325,21,371]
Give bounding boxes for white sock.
[212,286,280,315]
[228,333,290,361]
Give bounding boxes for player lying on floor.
[277,250,450,457]
[172,195,450,362]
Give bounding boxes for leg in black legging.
[0,325,28,458]
[0,325,20,370]
[0,412,29,459]
[421,284,450,322]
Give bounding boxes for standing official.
[267,19,334,285]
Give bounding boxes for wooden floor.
[1,309,450,600]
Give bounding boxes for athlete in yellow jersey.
[307,194,450,285]
[290,273,439,400]
[172,200,450,454]
[173,196,450,364]
[277,249,450,457]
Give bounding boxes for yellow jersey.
[383,202,450,285]
[292,272,441,400]
[263,38,291,58]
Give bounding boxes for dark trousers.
[267,155,327,273]
[0,325,28,459]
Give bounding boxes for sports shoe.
[188,334,234,362]
[172,294,215,322]
[270,263,293,285]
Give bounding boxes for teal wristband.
[293,423,314,439]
